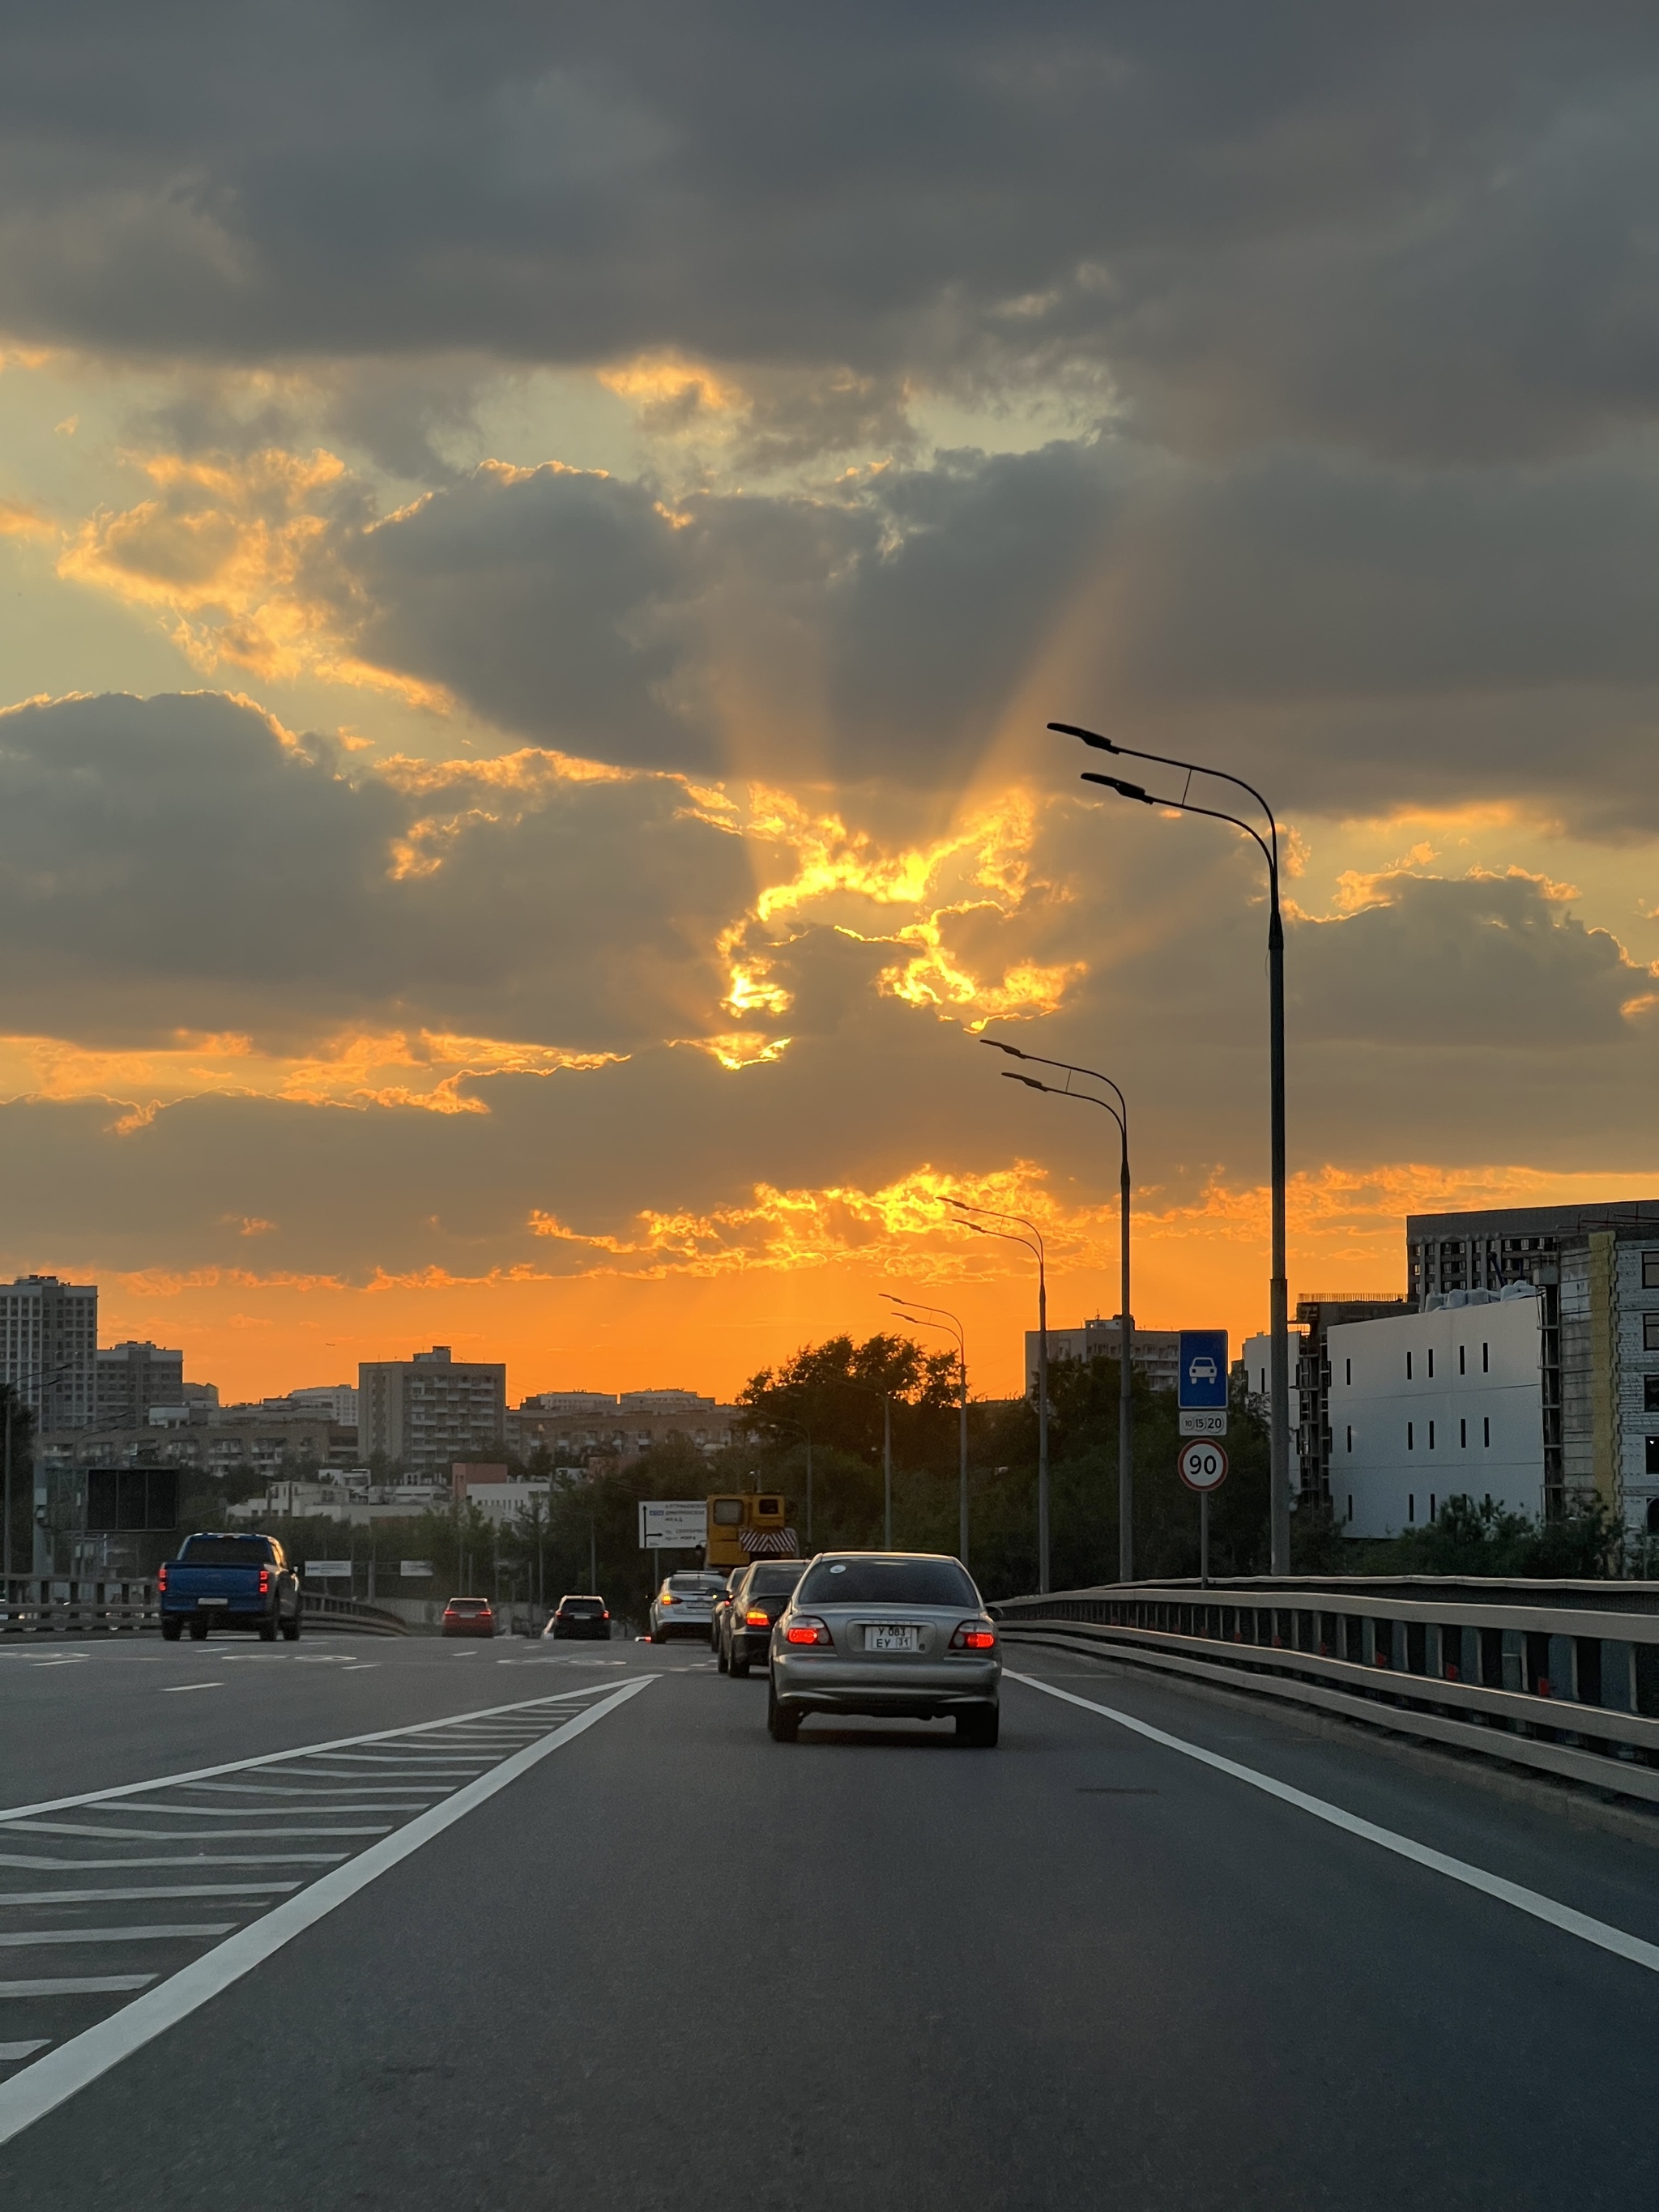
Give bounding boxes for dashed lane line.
[0,1675,655,2146]
[0,1885,303,1905]
[0,1925,238,1949]
[1006,1670,1659,1980]
[0,1977,155,1999]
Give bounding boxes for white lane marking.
[0,1976,155,1998]
[159,1685,222,1695]
[1006,1670,1659,1979]
[0,1854,346,1871]
[340,1664,378,1673]
[53,1803,424,1819]
[184,1782,450,1799]
[0,1674,655,2144]
[0,2041,49,2061]
[0,1681,625,1825]
[1,1822,394,1841]
[0,1925,237,1949]
[0,1885,301,1905]
[31,1658,89,1669]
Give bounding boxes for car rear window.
[560,1598,604,1614]
[749,1563,808,1596]
[667,1574,707,1592]
[177,1536,276,1566]
[797,1558,979,1609]
[448,1598,488,1613]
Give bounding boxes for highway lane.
[3,1637,1658,2208]
[0,1633,634,1806]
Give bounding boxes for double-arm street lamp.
[984,1042,1135,1583]
[1051,719,1292,1574]
[947,1198,1049,1593]
[882,1293,969,1567]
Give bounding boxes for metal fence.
[992,1575,1659,1807]
[1,1575,409,1637]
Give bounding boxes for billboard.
[85,1467,180,1534]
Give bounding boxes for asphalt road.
[2,1627,1657,2210]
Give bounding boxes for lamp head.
[1081,772,1154,804]
[979,1038,1026,1058]
[1049,721,1120,754]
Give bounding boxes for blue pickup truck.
[158,1532,303,1643]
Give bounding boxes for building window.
[1430,1494,1437,1519]
[1644,1252,1659,1290]
[1646,1375,1659,1413]
[1482,1342,1489,1373]
[1647,1438,1659,1477]
[1408,1494,1416,1523]
[1346,1495,1354,1523]
[1428,1420,1435,1449]
[1407,1421,1414,1450]
[1483,1417,1491,1447]
[1406,1352,1414,1381]
[1345,1358,1351,1385]
[1346,1426,1352,1452]
[1427,1349,1435,1379]
[1460,1419,1466,1448]
[1458,1345,1465,1375]
[1644,1314,1659,1354]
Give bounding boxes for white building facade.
[1239,1332,1303,1494]
[1327,1289,1546,1537]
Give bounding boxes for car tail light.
[602,1610,610,1620]
[744,1607,771,1627]
[784,1615,831,1647]
[660,1592,674,1605]
[258,1568,271,1596]
[950,1621,996,1651]
[157,1564,168,1592]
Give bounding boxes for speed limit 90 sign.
[1177,1439,1229,1492]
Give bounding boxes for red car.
[441,1596,496,1638]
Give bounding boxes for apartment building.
[1408,1200,1659,1517]
[94,1341,185,1430]
[506,1402,755,1464]
[358,1346,506,1475]
[1026,1316,1183,1399]
[0,1275,97,1429]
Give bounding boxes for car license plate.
[197,1597,228,1606]
[865,1624,920,1652]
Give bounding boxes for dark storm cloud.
[0,692,749,1049]
[3,5,1658,462]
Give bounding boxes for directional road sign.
[305,1559,353,1579]
[1177,1439,1229,1493]
[638,1499,709,1550]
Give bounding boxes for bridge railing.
[992,1575,1659,1808]
[0,1575,410,1637]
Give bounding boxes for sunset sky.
[2,7,1657,1404]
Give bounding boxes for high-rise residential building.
[1408,1200,1659,1515]
[1,1276,98,1430]
[95,1341,185,1430]
[1026,1317,1183,1399]
[358,1346,506,1475]
[1281,1294,1411,1509]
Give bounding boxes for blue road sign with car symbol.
[1179,1330,1229,1409]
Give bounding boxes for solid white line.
[1005,1670,1659,1978]
[51,1804,422,1819]
[0,1823,393,1841]
[0,2042,49,2061]
[0,1674,654,2145]
[184,1782,449,1799]
[0,1976,155,1998]
[0,1685,623,1824]
[159,1684,222,1695]
[0,1886,301,1905]
[0,1854,346,1871]
[0,1925,237,1948]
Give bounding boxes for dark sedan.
[544,1594,611,1640]
[717,1558,808,1677]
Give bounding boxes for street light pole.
[883,1294,969,1567]
[767,1415,816,1548]
[1053,721,1292,1575]
[948,1200,1049,1592]
[987,1043,1134,1582]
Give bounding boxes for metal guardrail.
[1,1575,156,1634]
[1,1575,409,1637]
[992,1578,1659,1809]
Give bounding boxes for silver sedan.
[767,1551,1000,1746]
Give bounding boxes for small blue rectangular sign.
[1178,1330,1230,1409]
